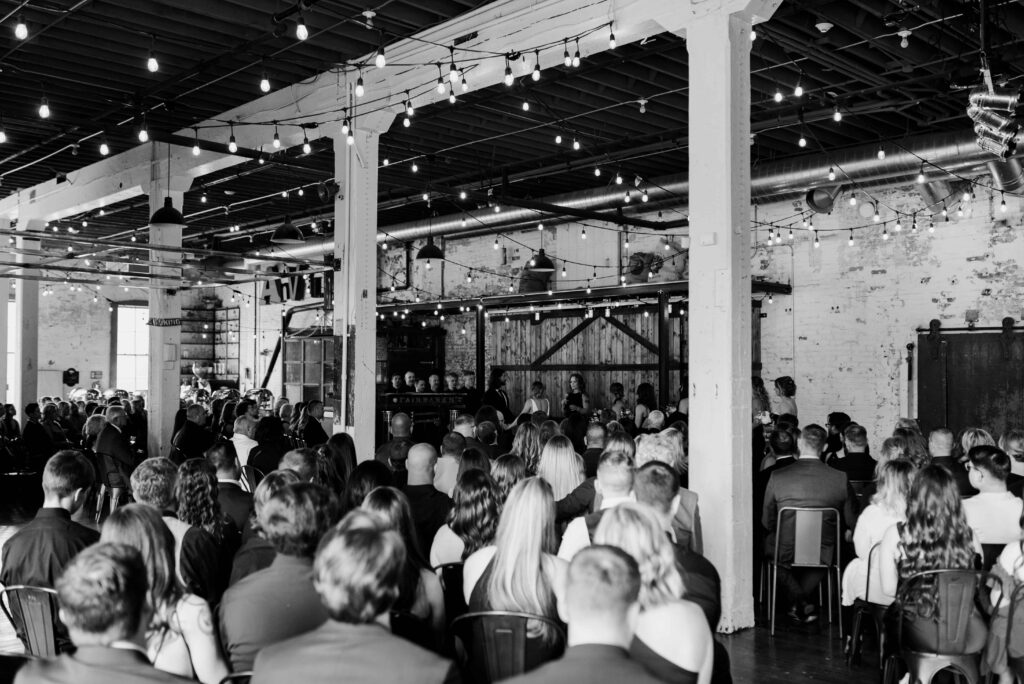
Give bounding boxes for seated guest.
[463,478,567,670]
[430,470,501,567]
[962,445,1023,546]
[1003,429,1024,497]
[342,461,394,513]
[172,405,215,463]
[402,444,453,553]
[492,454,527,504]
[633,462,721,631]
[1,450,97,588]
[557,451,635,561]
[375,412,415,466]
[476,421,502,460]
[636,432,702,553]
[130,459,222,605]
[841,459,914,609]
[217,402,237,440]
[434,432,465,496]
[452,413,487,454]
[299,400,330,447]
[1,403,21,439]
[176,459,240,575]
[252,515,458,684]
[961,426,997,459]
[323,432,358,485]
[81,414,106,452]
[41,403,72,449]
[229,416,258,467]
[823,411,853,459]
[640,410,665,433]
[537,435,585,500]
[930,428,976,496]
[362,487,446,647]
[511,422,543,475]
[229,469,301,585]
[827,423,877,481]
[219,483,338,672]
[95,406,135,501]
[14,543,191,684]
[457,447,492,479]
[280,447,317,481]
[312,447,345,495]
[206,442,254,534]
[235,399,258,422]
[555,432,636,522]
[581,424,607,478]
[100,505,228,684]
[249,415,288,477]
[985,507,1024,684]
[501,545,663,684]
[594,504,713,683]
[763,424,855,623]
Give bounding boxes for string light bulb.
[849,193,857,206]
[295,14,309,40]
[100,138,110,156]
[928,220,935,233]
[916,164,925,184]
[504,60,513,87]
[137,116,148,142]
[828,166,835,181]
[14,16,27,40]
[773,87,783,103]
[375,41,386,69]
[882,225,889,240]
[798,134,806,148]
[0,125,6,144]
[461,75,468,92]
[449,49,459,83]
[272,126,280,148]
[581,227,587,239]
[833,106,842,122]
[563,39,571,67]
[848,229,854,246]
[572,39,581,67]
[493,237,499,250]
[609,27,616,49]
[38,97,50,119]
[572,138,580,151]
[614,172,623,185]
[437,64,446,93]
[877,145,885,160]
[793,81,803,98]
[532,50,541,80]
[355,74,365,97]
[873,210,880,222]
[449,86,457,104]
[341,116,350,135]
[521,99,529,111]
[1001,193,1007,212]
[228,124,237,153]
[147,50,159,73]
[405,94,415,117]
[561,265,567,278]
[302,135,311,154]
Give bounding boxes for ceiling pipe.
[243,128,1004,264]
[918,181,954,216]
[987,158,1024,191]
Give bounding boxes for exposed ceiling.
[0,0,1019,259]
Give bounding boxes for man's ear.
[670,493,681,517]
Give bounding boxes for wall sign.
[147,318,182,327]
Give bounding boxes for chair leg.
[835,568,843,642]
[110,488,122,513]
[848,607,864,665]
[770,563,777,636]
[94,485,107,524]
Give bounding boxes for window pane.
[115,305,149,392]
[284,340,302,361]
[303,363,322,384]
[284,363,302,383]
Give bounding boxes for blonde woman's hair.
[871,458,915,518]
[536,435,584,500]
[960,427,995,455]
[486,477,558,639]
[593,501,683,609]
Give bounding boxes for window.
[6,300,14,397]
[115,305,149,391]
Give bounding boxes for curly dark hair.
[175,459,226,543]
[448,470,502,559]
[636,383,657,410]
[361,486,426,611]
[898,464,976,617]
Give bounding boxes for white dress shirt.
[963,490,1024,545]
[231,433,259,467]
[556,494,634,562]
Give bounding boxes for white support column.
[333,129,381,461]
[686,11,755,632]
[147,185,185,459]
[14,217,42,411]
[0,277,8,402]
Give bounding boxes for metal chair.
[0,586,60,657]
[94,469,129,524]
[1006,582,1024,682]
[766,506,843,638]
[881,569,1001,684]
[434,562,468,626]
[847,542,891,667]
[217,673,252,684]
[451,611,566,684]
[238,465,264,493]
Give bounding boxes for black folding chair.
[217,673,252,684]
[451,610,566,684]
[848,542,890,667]
[434,562,468,625]
[0,586,60,657]
[238,465,264,493]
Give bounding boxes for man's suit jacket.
[762,457,856,564]
[94,424,135,488]
[501,644,663,684]
[14,645,191,684]
[171,421,215,463]
[252,620,459,684]
[21,420,54,463]
[217,481,253,533]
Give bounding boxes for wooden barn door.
[917,331,1024,437]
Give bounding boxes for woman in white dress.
[519,380,551,417]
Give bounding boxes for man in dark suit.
[763,424,856,623]
[452,414,488,454]
[929,427,977,496]
[206,442,253,533]
[21,402,55,466]
[826,423,877,481]
[252,516,458,684]
[375,413,414,467]
[582,424,607,478]
[502,546,664,684]
[219,483,337,672]
[95,407,135,490]
[171,405,215,463]
[474,421,503,460]
[13,542,190,684]
[300,400,330,447]
[402,444,452,553]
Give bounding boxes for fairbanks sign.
[147,318,182,327]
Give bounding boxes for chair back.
[863,542,893,605]
[435,563,468,624]
[238,465,264,493]
[1005,581,1024,664]
[451,611,566,684]
[0,654,30,684]
[774,506,841,568]
[389,609,435,651]
[980,544,1003,571]
[217,673,252,684]
[894,569,999,655]
[0,586,60,657]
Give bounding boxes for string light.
[797,133,807,148]
[228,123,238,153]
[563,39,571,67]
[147,43,159,73]
[375,39,387,69]
[877,145,885,160]
[273,126,280,148]
[355,73,365,98]
[461,74,468,92]
[411,162,418,172]
[38,96,50,119]
[848,229,854,246]
[833,106,842,122]
[941,204,947,217]
[521,99,529,111]
[882,225,889,240]
[581,227,587,240]
[928,220,935,233]
[609,26,616,49]
[295,14,309,41]
[533,50,541,80]
[793,79,803,98]
[100,137,110,156]
[773,87,783,103]
[302,135,311,154]
[260,70,271,93]
[593,167,601,177]
[572,138,580,151]
[849,193,857,206]
[873,210,880,222]
[813,233,820,248]
[572,39,581,67]
[503,58,513,87]
[137,115,148,142]
[894,216,902,232]
[449,47,460,83]
[14,16,27,40]
[916,164,925,184]
[614,171,623,185]
[0,124,5,144]
[1001,193,1008,212]
[493,237,499,250]
[827,166,835,181]
[437,63,447,93]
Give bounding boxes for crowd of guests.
[0,384,723,684]
[754,400,1024,682]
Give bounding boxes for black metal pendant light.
[416,235,444,260]
[530,248,555,272]
[270,216,305,244]
[149,196,186,229]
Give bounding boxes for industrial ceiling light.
[416,236,444,263]
[150,198,186,230]
[270,217,305,244]
[530,248,555,272]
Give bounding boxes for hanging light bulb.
[466,270,473,283]
[882,226,889,240]
[877,145,885,160]
[572,39,581,67]
[916,164,925,184]
[302,135,311,154]
[375,42,387,69]
[849,193,857,206]
[563,39,571,67]
[833,106,842,122]
[493,237,499,250]
[609,27,616,48]
[137,116,148,142]
[873,210,880,223]
[793,81,803,98]
[555,133,562,144]
[521,100,529,111]
[461,75,468,92]
[623,191,631,204]
[624,232,630,249]
[572,138,580,151]
[788,228,794,240]
[341,115,350,135]
[200,191,207,204]
[1001,193,1008,212]
[537,222,544,231]
[346,127,354,145]
[405,95,415,117]
[296,14,309,40]
[941,204,947,217]
[813,233,820,248]
[411,162,418,173]
[353,74,365,98]
[594,167,601,177]
[100,138,110,156]
[894,217,902,232]
[449,49,459,83]
[827,166,835,181]
[272,126,281,148]
[403,114,411,127]
[641,188,649,202]
[504,60,514,87]
[912,218,919,233]
[797,134,806,148]
[848,230,855,246]
[962,190,971,202]
[38,96,50,119]
[615,172,623,185]
[586,281,592,294]
[532,50,541,81]
[561,265,567,278]
[147,49,159,73]
[228,124,238,153]
[14,16,27,40]
[581,227,587,240]
[773,87,783,103]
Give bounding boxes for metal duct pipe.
[918,181,954,216]
[987,158,1024,191]
[247,129,1002,264]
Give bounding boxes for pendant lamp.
[530,248,555,272]
[270,217,305,244]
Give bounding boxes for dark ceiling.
[0,0,1017,254]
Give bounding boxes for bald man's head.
[406,443,437,485]
[390,412,411,438]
